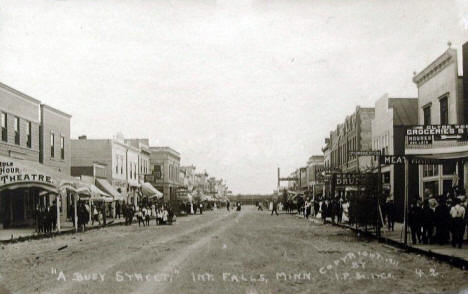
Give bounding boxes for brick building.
[148,147,181,202]
[371,94,419,220]
[0,82,72,228]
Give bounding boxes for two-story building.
[371,94,419,220]
[407,42,467,198]
[148,147,181,202]
[0,82,73,228]
[306,155,325,198]
[71,136,128,203]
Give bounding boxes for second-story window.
[440,97,448,125]
[120,157,123,174]
[423,105,431,125]
[50,133,55,158]
[60,136,65,159]
[1,112,7,142]
[26,122,32,148]
[14,117,20,145]
[115,155,119,174]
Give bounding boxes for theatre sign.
[405,125,468,146]
[0,157,57,191]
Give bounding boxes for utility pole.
[404,157,409,246]
[376,150,383,239]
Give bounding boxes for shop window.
[1,112,6,142]
[14,117,20,145]
[26,122,32,148]
[440,97,448,125]
[423,106,431,125]
[442,161,456,175]
[60,136,65,159]
[423,164,439,177]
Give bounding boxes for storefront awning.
[96,178,125,201]
[76,183,113,202]
[141,182,163,199]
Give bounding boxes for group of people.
[122,203,175,226]
[318,198,344,224]
[34,203,57,234]
[409,195,467,248]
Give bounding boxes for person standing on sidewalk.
[450,198,466,248]
[386,199,396,232]
[421,200,435,244]
[409,201,422,244]
[435,197,450,245]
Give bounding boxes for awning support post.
[74,193,78,232]
[56,194,61,233]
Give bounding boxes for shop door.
[12,192,25,222]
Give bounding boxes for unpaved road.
[1,206,468,294]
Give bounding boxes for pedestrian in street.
[145,206,151,226]
[137,207,144,227]
[386,199,395,232]
[321,200,328,224]
[199,203,203,215]
[51,202,57,231]
[409,201,422,244]
[226,201,230,211]
[92,205,99,226]
[314,198,320,217]
[116,201,121,219]
[271,201,279,216]
[337,199,343,224]
[450,198,466,248]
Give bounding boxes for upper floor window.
[120,157,123,174]
[26,122,32,148]
[60,136,65,159]
[14,117,20,145]
[115,155,119,174]
[423,106,431,125]
[1,112,7,142]
[50,133,55,158]
[439,97,448,125]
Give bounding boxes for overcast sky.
[1,0,467,194]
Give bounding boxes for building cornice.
[413,49,456,87]
[0,82,41,105]
[41,104,72,119]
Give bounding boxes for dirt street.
[1,206,468,294]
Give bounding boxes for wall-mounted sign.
[335,173,378,187]
[349,150,380,156]
[406,125,468,146]
[279,177,298,181]
[0,159,56,188]
[153,165,162,180]
[379,155,456,165]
